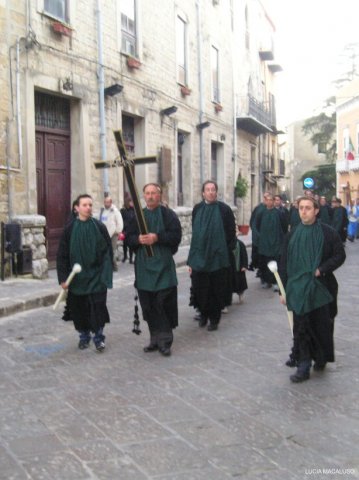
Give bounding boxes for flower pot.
[127,57,141,69]
[180,85,191,96]
[238,224,250,235]
[52,21,72,37]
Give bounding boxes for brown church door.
[35,92,71,264]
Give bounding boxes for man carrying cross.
[126,183,182,356]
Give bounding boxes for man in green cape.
[249,192,270,271]
[126,183,182,357]
[279,197,346,383]
[256,193,288,289]
[188,180,236,331]
[57,194,113,351]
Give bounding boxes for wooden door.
[36,131,71,262]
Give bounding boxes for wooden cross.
[94,130,157,257]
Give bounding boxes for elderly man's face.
[143,185,161,209]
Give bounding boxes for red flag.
[346,137,355,160]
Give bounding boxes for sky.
[267,0,359,126]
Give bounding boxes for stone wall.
[12,215,48,279]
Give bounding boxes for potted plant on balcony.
[235,177,250,235]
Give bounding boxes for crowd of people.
[56,185,352,383]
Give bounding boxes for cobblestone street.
[0,244,358,479]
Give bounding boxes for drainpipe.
[16,38,23,171]
[196,0,204,186]
[96,0,109,196]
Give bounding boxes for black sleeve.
[278,231,291,288]
[319,225,346,275]
[220,203,237,251]
[56,224,72,284]
[125,214,141,250]
[157,207,182,254]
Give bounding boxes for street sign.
[303,177,314,189]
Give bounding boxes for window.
[176,15,187,85]
[211,142,218,182]
[211,46,220,103]
[121,0,136,56]
[44,0,68,22]
[245,5,250,50]
[177,133,185,206]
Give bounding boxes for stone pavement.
[1,235,359,479]
[0,233,251,319]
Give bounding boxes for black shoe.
[143,344,158,352]
[207,323,218,331]
[285,358,297,368]
[290,370,310,383]
[313,362,326,372]
[122,257,127,263]
[78,340,90,350]
[129,260,134,264]
[199,316,208,327]
[159,347,171,356]
[95,341,105,352]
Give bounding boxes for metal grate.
[35,92,70,130]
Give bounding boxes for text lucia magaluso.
[305,468,356,475]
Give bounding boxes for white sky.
[268,0,359,126]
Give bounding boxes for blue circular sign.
[303,177,314,189]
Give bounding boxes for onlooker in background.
[120,198,136,263]
[289,197,301,231]
[99,197,123,271]
[318,196,332,226]
[274,194,289,232]
[331,197,349,244]
[346,199,359,242]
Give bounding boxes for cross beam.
[94,130,157,257]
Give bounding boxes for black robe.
[279,222,346,364]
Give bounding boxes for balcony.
[236,95,273,136]
[268,63,283,73]
[336,159,349,173]
[349,156,359,171]
[259,40,274,61]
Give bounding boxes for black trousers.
[138,286,178,349]
[294,304,334,366]
[191,268,228,325]
[67,290,110,333]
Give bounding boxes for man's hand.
[61,282,68,290]
[279,295,286,306]
[139,233,158,245]
[314,268,321,277]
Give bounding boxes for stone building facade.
[0,0,282,276]
[336,77,359,204]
